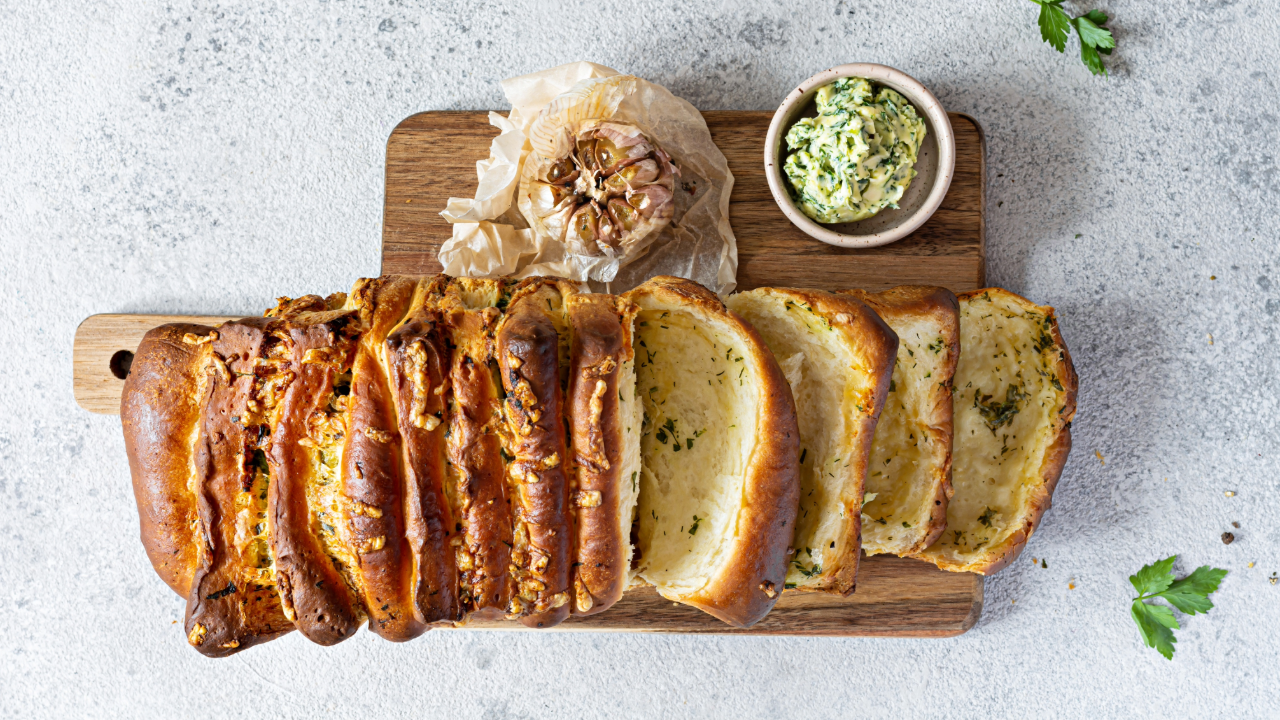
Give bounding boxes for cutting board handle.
[73,314,238,415]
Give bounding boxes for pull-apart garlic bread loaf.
[726,288,896,595]
[625,277,800,626]
[840,286,959,558]
[122,275,649,655]
[918,288,1077,575]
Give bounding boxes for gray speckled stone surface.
[2,1,1278,717]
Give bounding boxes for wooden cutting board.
[74,110,986,637]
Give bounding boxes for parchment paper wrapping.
[438,62,737,295]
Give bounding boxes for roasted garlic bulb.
[521,121,678,258]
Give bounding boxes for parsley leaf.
[1131,601,1178,660]
[1160,566,1228,615]
[1035,0,1072,52]
[1079,41,1105,76]
[1074,15,1115,50]
[1128,555,1176,596]
[1128,556,1227,660]
[1029,0,1118,76]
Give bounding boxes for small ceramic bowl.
[764,63,955,249]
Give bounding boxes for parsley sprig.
[1129,556,1227,660]
[1029,1,1117,76]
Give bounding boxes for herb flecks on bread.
[626,277,799,626]
[728,288,896,595]
[917,288,1077,575]
[841,286,959,558]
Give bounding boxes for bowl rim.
[763,63,956,249]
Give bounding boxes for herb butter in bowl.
[765,64,955,249]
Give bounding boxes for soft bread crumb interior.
[617,323,642,586]
[726,291,865,587]
[862,314,949,555]
[633,302,757,595]
[927,293,1067,565]
[456,280,501,310]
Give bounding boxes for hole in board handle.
[110,350,134,380]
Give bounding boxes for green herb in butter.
[783,77,926,224]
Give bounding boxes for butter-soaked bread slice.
[840,286,958,558]
[626,277,799,626]
[728,288,897,594]
[918,288,1077,575]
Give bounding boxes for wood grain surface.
[464,557,982,637]
[381,111,985,293]
[75,110,986,636]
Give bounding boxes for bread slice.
[123,321,297,657]
[385,276,463,629]
[436,278,516,621]
[265,297,371,647]
[726,288,897,595]
[121,322,219,600]
[563,292,641,616]
[495,277,578,628]
[338,275,433,641]
[625,276,799,626]
[918,288,1078,574]
[840,286,959,557]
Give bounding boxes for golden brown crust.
[121,323,214,598]
[496,278,575,628]
[841,285,959,554]
[184,318,294,658]
[386,276,461,627]
[439,280,513,620]
[741,287,897,596]
[339,276,426,641]
[624,276,800,627]
[925,288,1077,575]
[564,293,637,616]
[269,314,364,646]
